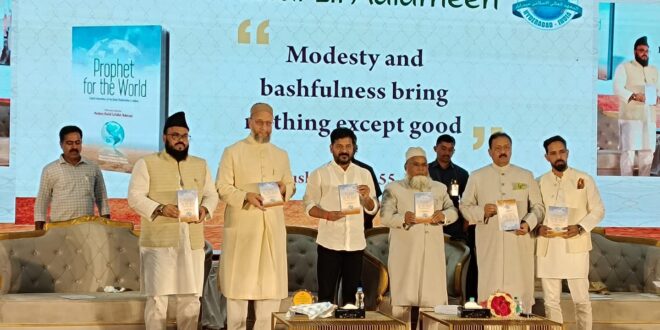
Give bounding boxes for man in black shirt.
[428,134,477,300]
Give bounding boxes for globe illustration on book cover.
[102,121,125,147]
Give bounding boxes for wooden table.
[419,311,565,330]
[272,311,406,330]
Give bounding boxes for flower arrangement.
[486,291,515,318]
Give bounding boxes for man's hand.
[161,204,180,218]
[276,181,286,197]
[431,210,445,224]
[404,211,417,225]
[538,225,551,238]
[357,185,374,209]
[563,225,581,238]
[324,211,345,221]
[245,192,265,211]
[196,206,208,223]
[630,92,646,103]
[515,221,530,236]
[35,221,45,231]
[484,204,497,219]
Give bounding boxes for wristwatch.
[155,204,165,215]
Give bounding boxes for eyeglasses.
[167,134,191,141]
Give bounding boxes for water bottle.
[514,296,524,316]
[355,287,365,309]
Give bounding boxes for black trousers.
[465,225,479,301]
[317,245,363,305]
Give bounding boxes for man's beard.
[253,132,271,144]
[166,142,188,162]
[407,175,432,191]
[635,54,648,67]
[552,160,567,172]
[333,153,352,166]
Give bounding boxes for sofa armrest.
[362,251,388,310]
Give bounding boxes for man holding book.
[303,127,378,305]
[216,103,295,330]
[537,135,604,330]
[460,132,543,313]
[127,112,218,330]
[381,147,458,328]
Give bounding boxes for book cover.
[259,182,283,207]
[496,199,520,231]
[414,192,434,221]
[177,189,199,223]
[72,25,168,173]
[546,206,569,234]
[338,184,361,215]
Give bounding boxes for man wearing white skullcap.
[380,147,458,329]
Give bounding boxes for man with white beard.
[381,147,458,328]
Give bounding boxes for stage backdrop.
[1,0,658,227]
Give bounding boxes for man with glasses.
[216,103,295,330]
[34,125,110,230]
[128,112,219,330]
[460,132,543,313]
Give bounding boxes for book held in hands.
[177,189,199,222]
[259,182,284,207]
[496,199,519,231]
[338,184,361,215]
[414,192,434,221]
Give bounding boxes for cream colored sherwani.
[216,134,294,300]
[613,60,659,176]
[537,167,604,330]
[460,164,543,311]
[381,179,458,307]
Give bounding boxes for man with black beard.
[536,136,604,330]
[128,112,218,330]
[303,127,378,304]
[613,36,660,176]
[381,147,457,329]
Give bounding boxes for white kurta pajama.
[216,134,294,330]
[460,164,543,312]
[128,153,219,330]
[613,60,660,176]
[381,179,458,308]
[537,168,604,330]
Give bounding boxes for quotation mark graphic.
[238,19,270,45]
[473,126,502,150]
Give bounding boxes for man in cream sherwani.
[613,36,660,176]
[537,136,604,330]
[216,103,295,330]
[128,112,219,330]
[381,147,458,328]
[460,132,543,312]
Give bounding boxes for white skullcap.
[405,147,426,161]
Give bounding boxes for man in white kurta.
[460,132,543,312]
[381,147,457,328]
[303,127,378,305]
[613,36,660,176]
[216,103,295,330]
[537,136,604,330]
[128,112,219,330]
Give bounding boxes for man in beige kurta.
[613,36,660,176]
[460,132,543,312]
[128,112,219,330]
[381,147,458,328]
[216,103,295,330]
[537,136,604,330]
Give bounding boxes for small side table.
[272,311,406,330]
[419,311,565,330]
